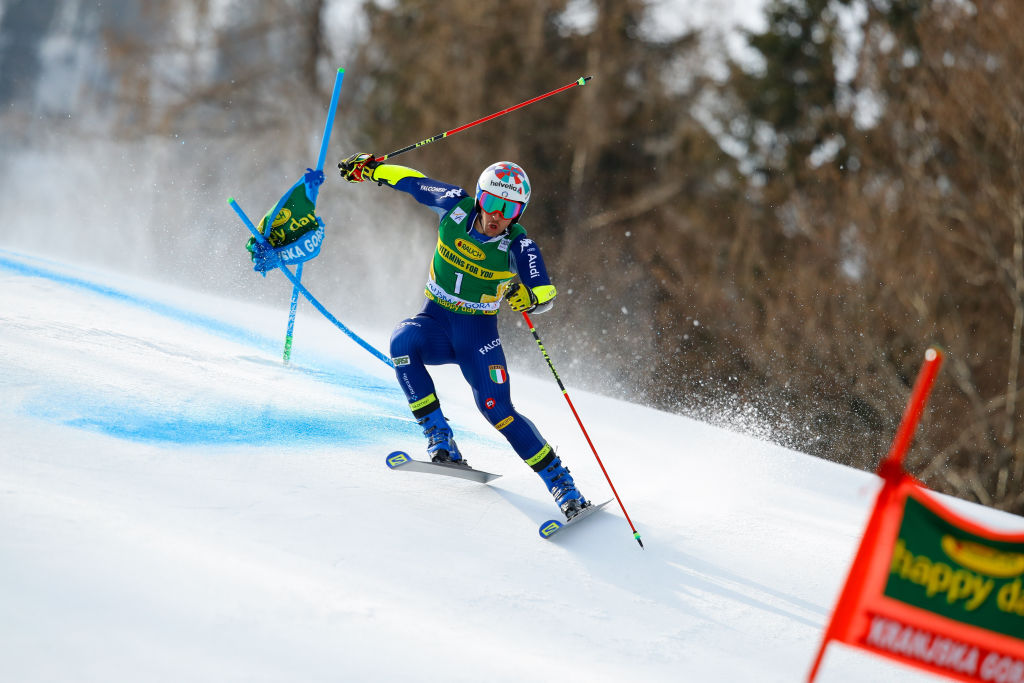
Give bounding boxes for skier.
[338,153,589,519]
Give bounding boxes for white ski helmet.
[475,161,531,220]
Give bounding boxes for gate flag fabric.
[810,474,1024,682]
[808,348,1024,682]
[244,169,326,274]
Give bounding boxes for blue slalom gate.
[228,67,393,369]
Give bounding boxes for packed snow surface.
[3,248,1020,682]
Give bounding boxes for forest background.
[1,0,1022,514]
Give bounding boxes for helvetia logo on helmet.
[487,180,525,196]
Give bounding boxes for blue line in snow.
[0,249,275,352]
[1,248,407,446]
[21,385,408,447]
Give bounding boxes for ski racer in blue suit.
[338,153,589,520]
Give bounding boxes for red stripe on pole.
[444,79,589,139]
[374,76,591,163]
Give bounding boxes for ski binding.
[386,450,502,484]
[538,499,613,539]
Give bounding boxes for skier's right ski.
[385,450,502,484]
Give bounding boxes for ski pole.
[374,76,591,163]
[283,67,346,364]
[520,310,644,548]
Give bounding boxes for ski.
[538,499,614,539]
[385,450,502,484]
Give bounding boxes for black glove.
[338,153,381,183]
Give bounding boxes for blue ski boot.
[539,455,589,520]
[417,408,468,467]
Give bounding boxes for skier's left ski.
[538,499,614,539]
[386,450,502,484]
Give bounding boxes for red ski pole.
[374,76,591,163]
[521,311,644,548]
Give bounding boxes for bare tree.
[849,0,1024,510]
[100,0,329,139]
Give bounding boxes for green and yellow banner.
[842,479,1024,683]
[245,171,326,273]
[887,493,1024,639]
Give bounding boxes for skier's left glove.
[338,153,381,183]
[505,283,556,313]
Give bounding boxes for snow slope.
[2,248,1021,682]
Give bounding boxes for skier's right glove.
[338,153,381,183]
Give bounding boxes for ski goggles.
[477,191,525,220]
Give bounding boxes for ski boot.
[417,408,468,467]
[539,455,589,520]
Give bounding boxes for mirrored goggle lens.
[479,191,524,220]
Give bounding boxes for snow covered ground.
[2,247,1021,682]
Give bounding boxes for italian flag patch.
[489,365,508,384]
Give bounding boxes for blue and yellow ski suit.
[375,164,560,473]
